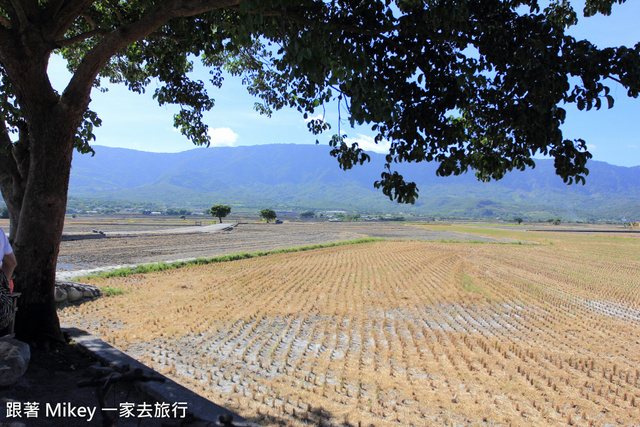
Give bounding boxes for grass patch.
[101,286,126,296]
[460,274,480,293]
[79,238,384,280]
[459,273,495,302]
[437,238,529,245]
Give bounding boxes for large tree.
[0,0,638,342]
[210,204,231,223]
[260,208,277,223]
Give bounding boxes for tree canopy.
[210,204,231,223]
[0,0,638,341]
[260,208,277,223]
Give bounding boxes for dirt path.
[101,221,236,236]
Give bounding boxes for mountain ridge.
[68,144,640,220]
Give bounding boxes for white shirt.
[0,228,12,268]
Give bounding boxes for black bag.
[0,270,14,331]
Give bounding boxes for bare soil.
[56,220,508,277]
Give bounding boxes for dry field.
[59,226,640,426]
[55,220,505,275]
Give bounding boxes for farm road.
[56,221,511,278]
[101,221,235,235]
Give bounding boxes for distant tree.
[0,207,8,219]
[335,213,361,222]
[166,208,192,216]
[379,215,406,222]
[514,217,524,224]
[210,205,232,223]
[260,209,277,223]
[300,211,315,219]
[552,218,562,225]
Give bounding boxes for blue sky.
[48,1,640,167]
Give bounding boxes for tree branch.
[606,74,623,85]
[0,117,28,241]
[13,122,29,181]
[43,0,67,19]
[56,28,190,48]
[8,0,34,28]
[0,119,21,198]
[283,6,398,38]
[62,0,241,110]
[103,0,126,26]
[47,0,97,40]
[55,28,111,47]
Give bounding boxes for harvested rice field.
[60,226,640,426]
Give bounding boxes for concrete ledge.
[64,327,257,426]
[61,233,107,241]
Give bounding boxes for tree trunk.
[0,26,89,342]
[11,113,78,343]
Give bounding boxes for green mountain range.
[68,144,640,221]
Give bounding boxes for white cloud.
[303,114,325,123]
[208,127,238,147]
[345,134,390,154]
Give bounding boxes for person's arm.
[2,252,16,281]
